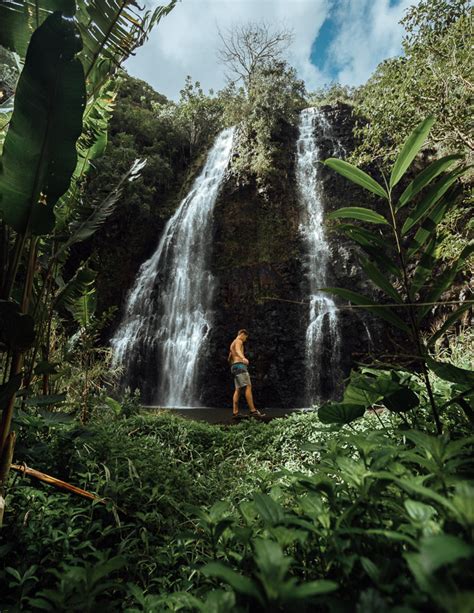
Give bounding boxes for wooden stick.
[10,463,105,503]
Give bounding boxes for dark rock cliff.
[198,104,385,409]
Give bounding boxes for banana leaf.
[69,288,96,327]
[0,0,75,59]
[77,1,177,96]
[0,12,86,236]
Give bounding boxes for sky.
[125,0,419,100]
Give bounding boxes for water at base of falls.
[296,108,343,405]
[111,127,235,407]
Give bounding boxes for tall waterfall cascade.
[296,108,343,404]
[111,127,235,407]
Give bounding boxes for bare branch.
[217,21,294,89]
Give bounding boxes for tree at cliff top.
[218,21,294,89]
[226,61,305,188]
[352,0,473,165]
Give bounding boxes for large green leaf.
[401,170,464,236]
[290,580,338,598]
[397,154,462,209]
[320,287,411,333]
[324,159,388,199]
[426,357,474,386]
[336,224,400,275]
[327,207,389,225]
[202,562,261,601]
[0,12,86,235]
[343,371,419,413]
[390,116,435,188]
[0,0,76,59]
[406,534,473,576]
[359,256,402,303]
[55,80,118,229]
[382,387,419,413]
[342,374,381,406]
[318,403,365,425]
[253,493,285,525]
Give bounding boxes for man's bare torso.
[229,338,247,365]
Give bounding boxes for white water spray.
[111,127,235,406]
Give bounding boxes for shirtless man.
[228,329,265,418]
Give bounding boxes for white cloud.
[125,0,330,99]
[125,0,417,99]
[324,0,418,86]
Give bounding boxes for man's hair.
[238,329,249,336]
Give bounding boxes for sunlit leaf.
[390,116,435,188]
[328,207,389,225]
[324,158,388,199]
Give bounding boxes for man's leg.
[244,385,257,412]
[233,387,241,415]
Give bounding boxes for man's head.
[238,329,249,342]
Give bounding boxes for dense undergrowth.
[1,404,473,612]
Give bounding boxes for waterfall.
[111,127,235,407]
[296,108,343,405]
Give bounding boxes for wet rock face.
[198,104,385,409]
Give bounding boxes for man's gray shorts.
[231,363,251,389]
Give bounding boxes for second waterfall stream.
[111,127,235,407]
[296,108,342,404]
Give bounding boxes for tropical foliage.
[0,0,176,515]
[1,404,473,611]
[321,117,473,434]
[0,0,472,610]
[352,0,473,164]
